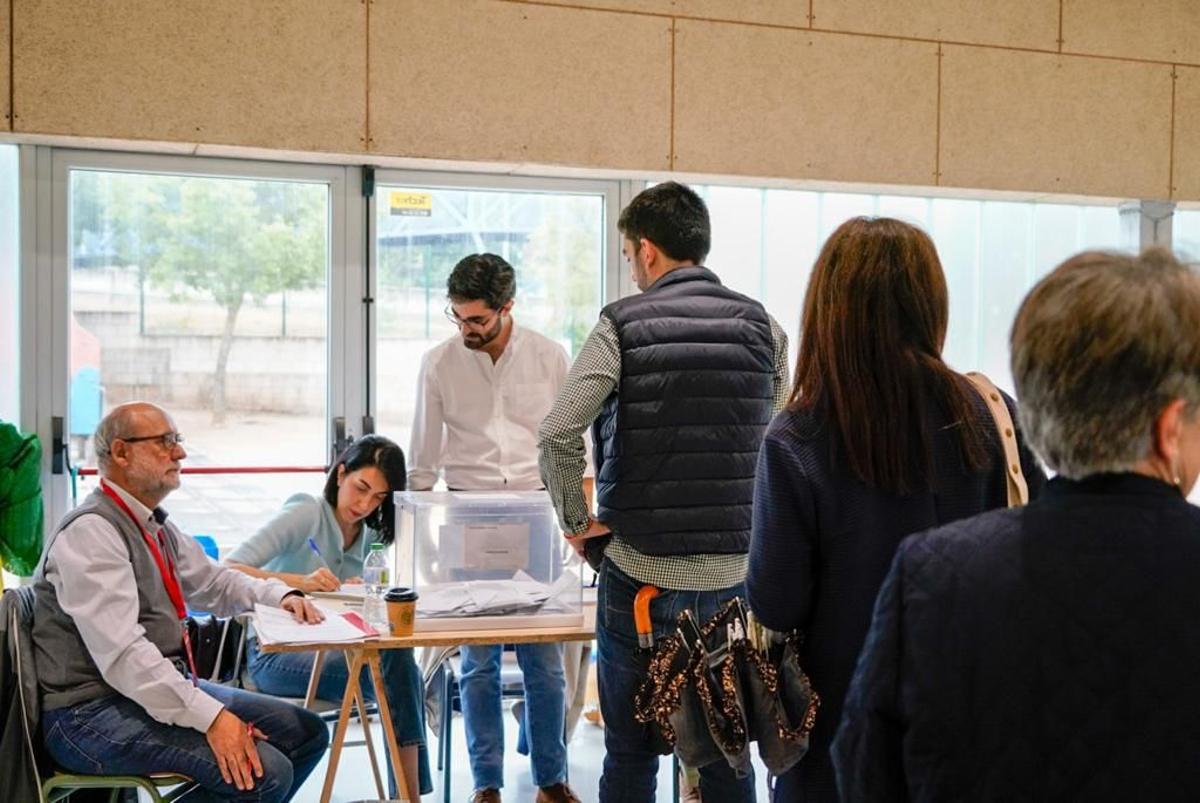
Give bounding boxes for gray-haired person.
[34,402,330,802]
[833,248,1200,802]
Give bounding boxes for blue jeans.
[42,681,328,803]
[596,560,757,803]
[460,641,567,790]
[245,640,433,796]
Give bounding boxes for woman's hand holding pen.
[301,537,341,592]
[297,567,340,593]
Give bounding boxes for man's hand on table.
[564,517,611,558]
[280,593,325,623]
[206,708,267,791]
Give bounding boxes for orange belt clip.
[634,585,661,650]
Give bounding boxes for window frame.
[365,168,623,421]
[33,148,358,529]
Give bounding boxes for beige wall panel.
[674,21,937,185]
[371,0,671,170]
[813,0,1057,50]
[529,0,810,27]
[13,0,365,151]
[0,1,9,130]
[673,0,809,26]
[516,0,673,14]
[1063,0,1200,64]
[1172,67,1200,199]
[940,46,1171,198]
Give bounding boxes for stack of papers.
[309,583,366,603]
[418,570,580,619]
[253,602,376,645]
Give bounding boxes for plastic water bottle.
[363,543,391,634]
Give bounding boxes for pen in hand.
[306,537,331,569]
[304,538,341,593]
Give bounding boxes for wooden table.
[259,605,596,803]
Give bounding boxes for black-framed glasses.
[444,305,500,331]
[118,432,185,450]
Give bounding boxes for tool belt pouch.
[634,598,820,777]
[742,632,820,776]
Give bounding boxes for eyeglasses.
[118,432,185,450]
[444,305,500,331]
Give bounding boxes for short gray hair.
[93,405,138,472]
[1011,248,1200,478]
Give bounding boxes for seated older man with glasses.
[32,401,330,803]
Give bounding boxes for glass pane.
[701,186,765,299]
[0,146,17,424]
[374,185,605,450]
[68,169,331,554]
[1175,209,1200,262]
[689,181,1122,398]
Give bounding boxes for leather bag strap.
[965,372,1029,507]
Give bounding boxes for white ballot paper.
[310,583,366,603]
[462,522,530,571]
[417,569,580,619]
[253,602,375,645]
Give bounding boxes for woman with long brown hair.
[745,217,1045,801]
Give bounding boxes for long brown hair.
[790,217,990,494]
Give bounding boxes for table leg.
[355,685,386,799]
[320,647,364,803]
[305,649,327,709]
[367,649,411,802]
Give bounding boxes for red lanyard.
[100,480,199,686]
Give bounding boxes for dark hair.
[323,434,406,545]
[447,253,516,310]
[618,181,711,264]
[790,217,990,494]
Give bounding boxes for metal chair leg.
[443,665,453,803]
[437,665,446,773]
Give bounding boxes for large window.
[373,179,611,456]
[0,145,17,425]
[1173,208,1200,261]
[694,185,1123,394]
[65,165,336,554]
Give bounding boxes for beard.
[632,253,650,291]
[126,462,180,503]
[463,316,504,350]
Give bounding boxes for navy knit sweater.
[746,387,1045,802]
[834,473,1200,802]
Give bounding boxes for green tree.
[142,178,325,423]
[72,172,170,334]
[521,198,604,355]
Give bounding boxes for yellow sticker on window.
[389,190,432,217]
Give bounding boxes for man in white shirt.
[408,253,579,803]
[33,402,329,802]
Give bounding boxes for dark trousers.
[595,559,756,803]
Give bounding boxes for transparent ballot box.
[393,490,583,632]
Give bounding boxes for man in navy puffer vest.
[538,182,790,802]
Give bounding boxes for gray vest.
[33,487,187,710]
